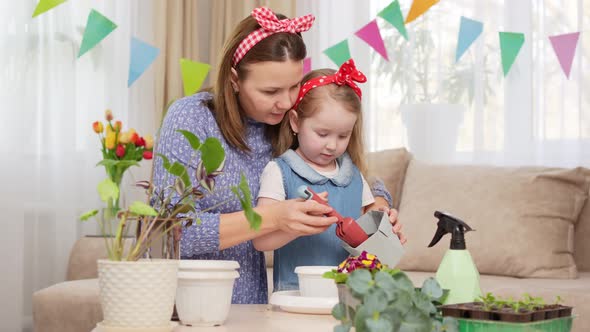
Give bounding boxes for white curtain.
[0,1,158,330]
[298,0,590,168]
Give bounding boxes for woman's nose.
[276,91,294,110]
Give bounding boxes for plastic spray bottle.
[428,211,482,304]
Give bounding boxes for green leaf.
[97,178,119,203]
[398,307,431,332]
[176,129,201,150]
[364,289,388,313]
[374,271,397,301]
[421,277,443,301]
[353,305,371,332]
[442,317,459,332]
[129,201,158,216]
[332,303,347,320]
[169,161,191,188]
[323,270,336,279]
[158,154,171,170]
[347,269,373,296]
[231,173,261,230]
[365,317,392,332]
[334,323,352,332]
[97,159,139,168]
[79,209,98,221]
[412,291,436,315]
[201,137,225,174]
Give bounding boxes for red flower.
[115,144,126,158]
[135,136,146,147]
[143,150,153,160]
[129,132,140,145]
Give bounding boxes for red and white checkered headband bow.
[292,59,367,110]
[232,7,315,67]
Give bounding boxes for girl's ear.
[288,110,300,134]
[230,68,239,93]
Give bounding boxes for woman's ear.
[230,68,239,93]
[288,110,299,134]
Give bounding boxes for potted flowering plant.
[324,251,458,332]
[80,112,260,331]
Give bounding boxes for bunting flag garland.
[355,20,389,60]
[180,59,210,96]
[128,37,160,87]
[499,32,525,76]
[78,9,117,58]
[32,0,67,18]
[548,32,580,79]
[455,16,483,62]
[303,58,312,75]
[323,39,351,67]
[405,0,440,24]
[378,0,408,40]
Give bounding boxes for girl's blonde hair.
[273,69,367,175]
[207,12,307,152]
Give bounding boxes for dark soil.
[439,302,573,323]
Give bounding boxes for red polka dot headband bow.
[232,7,315,67]
[293,59,367,110]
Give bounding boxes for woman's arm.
[250,197,306,251]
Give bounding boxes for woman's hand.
[268,198,338,236]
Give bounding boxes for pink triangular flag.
[549,32,580,79]
[303,58,312,75]
[355,19,389,61]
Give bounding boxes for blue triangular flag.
[128,37,159,87]
[455,16,483,62]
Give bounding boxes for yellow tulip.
[105,131,117,150]
[144,134,154,149]
[119,132,130,144]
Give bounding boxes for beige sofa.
[34,148,590,332]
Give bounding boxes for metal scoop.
[297,185,369,248]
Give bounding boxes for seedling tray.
[440,302,573,322]
[456,316,573,332]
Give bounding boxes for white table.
[93,305,338,332]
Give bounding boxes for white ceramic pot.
[175,260,240,327]
[295,266,338,298]
[97,259,179,329]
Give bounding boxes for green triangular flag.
[323,39,351,67]
[180,58,211,96]
[78,9,117,58]
[499,32,525,76]
[378,0,408,40]
[32,0,67,18]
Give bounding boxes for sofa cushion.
[575,190,590,271]
[406,271,590,332]
[33,278,101,332]
[397,159,590,279]
[367,148,412,209]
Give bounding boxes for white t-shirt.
[258,160,375,207]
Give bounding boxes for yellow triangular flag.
[32,0,67,18]
[180,59,211,96]
[405,0,439,24]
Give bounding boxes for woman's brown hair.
[274,69,367,175]
[209,12,307,152]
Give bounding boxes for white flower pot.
[97,259,179,330]
[401,103,465,163]
[175,260,240,327]
[295,266,338,298]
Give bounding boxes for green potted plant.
[324,251,458,332]
[80,112,259,331]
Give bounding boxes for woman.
[153,7,398,304]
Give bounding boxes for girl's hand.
[270,198,338,236]
[375,206,407,245]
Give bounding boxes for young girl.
[254,59,405,292]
